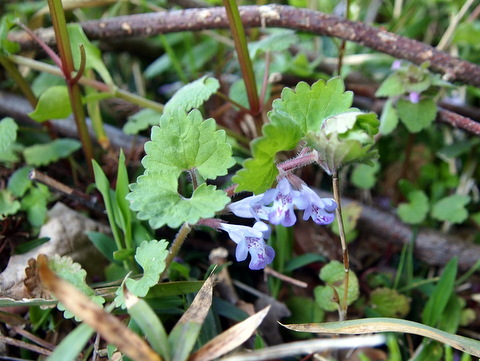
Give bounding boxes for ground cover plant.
[1,0,480,360]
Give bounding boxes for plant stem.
[47,0,94,176]
[223,0,260,114]
[332,170,349,321]
[161,222,192,279]
[10,55,165,112]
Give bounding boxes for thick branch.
[9,5,480,87]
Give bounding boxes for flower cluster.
[221,177,337,270]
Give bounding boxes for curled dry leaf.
[188,305,271,361]
[37,254,162,361]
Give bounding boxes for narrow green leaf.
[86,231,117,263]
[379,98,399,135]
[47,323,94,361]
[0,15,20,55]
[115,150,132,248]
[125,290,170,360]
[23,139,81,166]
[67,24,113,84]
[422,257,458,327]
[281,317,480,357]
[168,276,214,361]
[28,85,72,122]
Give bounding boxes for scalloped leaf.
[127,109,234,229]
[397,190,429,225]
[431,195,470,224]
[163,75,220,115]
[0,189,21,219]
[23,138,81,166]
[28,85,72,122]
[48,254,105,321]
[397,98,437,133]
[314,260,359,312]
[233,78,356,193]
[123,108,162,135]
[115,240,169,308]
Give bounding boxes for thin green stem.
[0,56,37,107]
[47,0,94,176]
[161,223,192,279]
[159,34,188,83]
[223,0,260,114]
[332,171,349,321]
[10,55,165,112]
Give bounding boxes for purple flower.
[299,185,337,225]
[227,194,268,221]
[220,222,275,270]
[261,178,309,227]
[391,60,402,70]
[409,92,420,104]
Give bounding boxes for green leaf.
[369,288,411,318]
[168,276,214,361]
[7,166,32,197]
[308,112,379,175]
[282,317,480,358]
[0,15,20,55]
[23,138,81,166]
[20,184,49,227]
[379,99,399,135]
[123,108,162,135]
[453,22,480,49]
[397,98,437,133]
[234,78,356,193]
[422,257,458,327]
[431,195,470,224]
[163,76,220,115]
[127,109,234,229]
[330,202,362,243]
[48,254,105,321]
[86,232,117,263]
[0,189,21,219]
[314,260,359,312]
[397,190,429,225]
[47,323,94,361]
[248,30,297,58]
[28,85,72,122]
[0,117,18,153]
[115,150,132,247]
[375,73,406,97]
[32,72,66,98]
[351,161,380,190]
[115,240,168,308]
[125,291,170,360]
[67,24,113,84]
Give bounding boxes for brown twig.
[9,5,480,87]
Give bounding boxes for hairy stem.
[161,222,192,279]
[332,171,350,321]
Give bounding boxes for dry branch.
[9,5,480,87]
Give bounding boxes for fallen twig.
[9,5,480,87]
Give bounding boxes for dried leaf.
[37,254,162,361]
[188,306,271,361]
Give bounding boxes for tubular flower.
[227,194,268,222]
[299,185,337,225]
[220,222,274,270]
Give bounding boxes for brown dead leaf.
[188,306,271,361]
[37,254,162,361]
